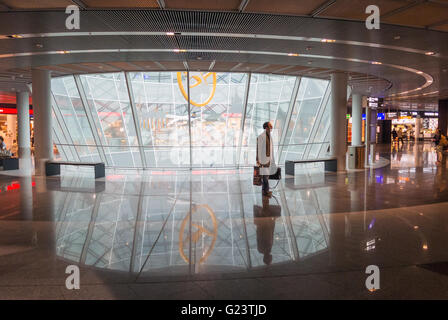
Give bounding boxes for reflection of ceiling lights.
[371,61,382,65]
[287,53,299,56]
[173,49,187,53]
[321,39,336,43]
[425,51,435,56]
[166,32,175,36]
[9,34,23,38]
[57,50,70,54]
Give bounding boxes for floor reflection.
[2,142,448,284]
[54,171,330,277]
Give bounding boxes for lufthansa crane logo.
[179,204,218,264]
[177,71,217,107]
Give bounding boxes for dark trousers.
[262,175,269,193]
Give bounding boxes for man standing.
[257,122,276,197]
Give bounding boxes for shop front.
[0,103,33,156]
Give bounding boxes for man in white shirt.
[256,122,276,197]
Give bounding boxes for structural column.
[330,72,348,171]
[17,91,31,159]
[32,69,53,175]
[438,99,448,136]
[415,115,421,142]
[351,93,362,146]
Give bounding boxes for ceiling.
[1,0,448,32]
[0,1,447,110]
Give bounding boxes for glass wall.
[51,71,335,168]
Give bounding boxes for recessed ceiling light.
[287,53,299,56]
[425,51,435,56]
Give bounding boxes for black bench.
[0,157,19,170]
[285,158,337,175]
[45,161,105,179]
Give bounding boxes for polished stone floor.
[1,142,448,299]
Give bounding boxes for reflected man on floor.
[254,195,281,265]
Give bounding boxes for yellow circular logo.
[179,204,218,264]
[177,71,217,107]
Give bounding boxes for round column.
[17,91,31,159]
[351,93,363,146]
[32,69,53,175]
[415,115,421,143]
[330,72,348,171]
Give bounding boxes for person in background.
[397,127,404,145]
[436,130,448,165]
[0,136,6,151]
[392,126,398,144]
[433,129,441,147]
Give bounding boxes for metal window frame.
[51,93,80,162]
[277,76,301,163]
[74,74,108,164]
[236,72,251,168]
[125,72,148,167]
[302,80,331,159]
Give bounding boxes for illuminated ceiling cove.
[51,71,341,168]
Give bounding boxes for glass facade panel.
[240,74,296,166]
[50,72,335,169]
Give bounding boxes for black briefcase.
[269,167,281,180]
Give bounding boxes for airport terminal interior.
[1,0,448,300]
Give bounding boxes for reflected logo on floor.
[179,204,218,264]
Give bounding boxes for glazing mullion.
[64,76,91,162]
[142,73,157,167]
[87,76,113,163]
[278,76,301,163]
[187,71,192,169]
[112,74,136,167]
[236,73,251,168]
[52,127,68,161]
[302,81,331,160]
[125,72,148,167]
[74,75,107,165]
[51,93,80,162]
